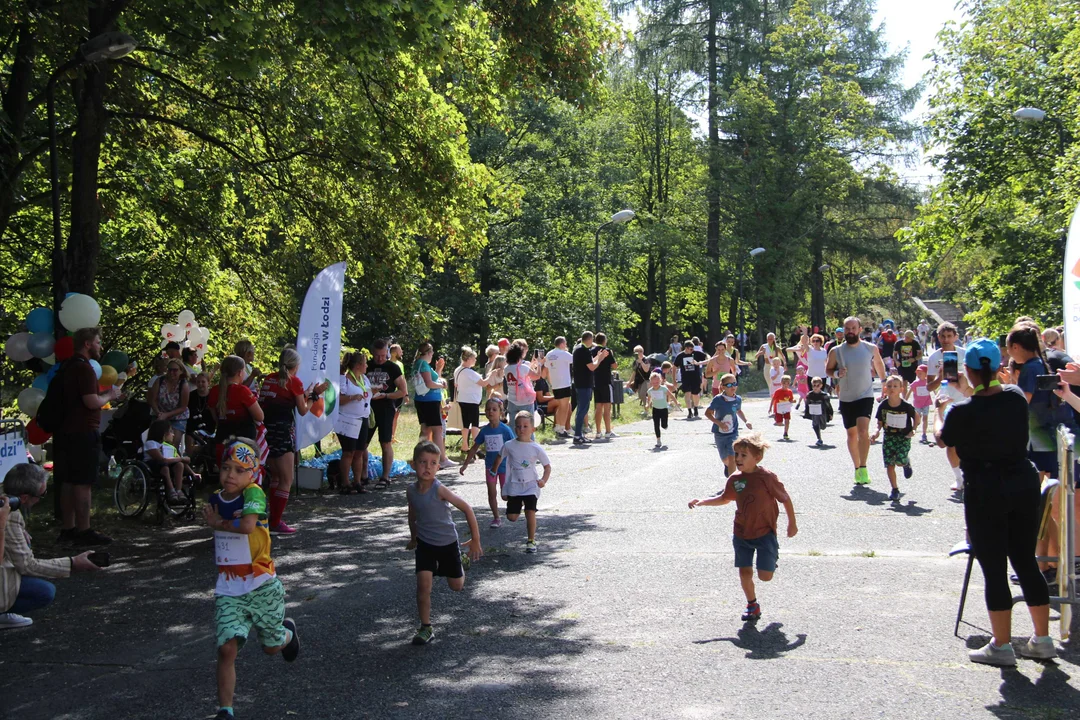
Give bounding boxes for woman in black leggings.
[937,338,1055,666]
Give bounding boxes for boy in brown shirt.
[689,434,797,621]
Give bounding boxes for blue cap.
[964,338,1001,370]
[834,327,843,333]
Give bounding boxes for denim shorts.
[714,432,737,459]
[733,532,779,572]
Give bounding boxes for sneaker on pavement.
[606,431,618,439]
[572,436,585,445]
[214,710,235,720]
[921,434,929,444]
[888,487,900,502]
[0,613,33,629]
[490,517,502,528]
[439,459,459,469]
[1019,636,1057,660]
[412,625,435,645]
[270,522,297,536]
[741,602,761,622]
[655,439,662,448]
[72,529,112,547]
[854,468,870,485]
[525,540,537,554]
[815,439,823,447]
[281,617,300,662]
[969,640,1016,667]
[594,433,605,441]
[903,465,913,480]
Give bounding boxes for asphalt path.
[3,391,1080,719]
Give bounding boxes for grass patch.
[807,549,823,557]
[857,549,877,558]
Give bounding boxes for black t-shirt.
[1047,348,1080,423]
[572,343,595,388]
[592,345,615,386]
[803,390,833,420]
[367,360,403,412]
[940,385,1031,466]
[675,351,708,381]
[893,340,921,368]
[875,398,917,435]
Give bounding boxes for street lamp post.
[48,32,137,322]
[1013,107,1070,158]
[594,209,635,331]
[738,247,766,353]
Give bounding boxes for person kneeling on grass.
[688,434,797,622]
[498,411,551,554]
[204,439,299,720]
[459,398,515,528]
[407,440,483,645]
[870,376,917,502]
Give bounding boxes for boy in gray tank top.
[826,317,887,486]
[406,441,483,645]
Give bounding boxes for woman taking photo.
[937,338,1055,666]
[412,342,455,469]
[149,359,191,440]
[336,351,373,494]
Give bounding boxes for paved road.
[3,394,1080,719]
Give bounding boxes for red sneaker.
[270,522,297,535]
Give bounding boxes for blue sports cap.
[834,327,843,333]
[964,338,1001,370]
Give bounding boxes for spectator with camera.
[1,464,102,629]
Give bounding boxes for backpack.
[35,360,71,433]
[411,363,432,399]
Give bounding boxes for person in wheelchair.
[144,420,199,504]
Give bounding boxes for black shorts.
[553,386,572,400]
[415,539,463,578]
[264,419,296,458]
[459,402,480,429]
[681,377,702,395]
[594,383,613,404]
[53,431,101,486]
[506,494,539,515]
[415,400,442,427]
[337,422,371,452]
[839,398,875,429]
[897,365,917,383]
[370,402,396,444]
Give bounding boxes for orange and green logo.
[1072,257,1080,289]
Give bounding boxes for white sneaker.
[439,459,459,469]
[969,640,1016,667]
[1020,635,1057,660]
[951,479,963,492]
[0,613,33,629]
[655,439,662,448]
[594,433,604,441]
[490,517,502,529]
[606,431,618,439]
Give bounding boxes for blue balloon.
[64,292,76,299]
[32,373,50,391]
[46,363,60,380]
[26,307,54,334]
[89,359,102,379]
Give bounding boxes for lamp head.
[749,247,766,257]
[79,32,138,63]
[1013,107,1047,123]
[610,209,635,225]
[818,263,830,272]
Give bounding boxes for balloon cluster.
[161,309,210,359]
[4,294,128,444]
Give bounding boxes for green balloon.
[103,350,129,370]
[322,379,337,415]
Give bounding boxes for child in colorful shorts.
[460,398,515,527]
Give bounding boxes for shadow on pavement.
[694,621,807,659]
[0,480,607,719]
[987,664,1080,718]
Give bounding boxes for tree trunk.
[644,251,656,351]
[659,247,668,341]
[705,0,722,346]
[810,240,826,331]
[0,24,34,244]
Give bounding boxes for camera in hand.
[88,551,110,568]
[1036,374,1062,392]
[1,496,20,511]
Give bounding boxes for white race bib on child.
[885,412,908,430]
[484,434,505,453]
[215,531,253,566]
[809,404,823,416]
[777,401,793,414]
[916,386,929,396]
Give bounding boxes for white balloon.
[178,309,196,330]
[186,321,200,338]
[17,387,45,416]
[58,293,101,331]
[5,332,33,362]
[161,323,184,342]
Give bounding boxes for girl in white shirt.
[454,347,489,452]
[335,351,374,494]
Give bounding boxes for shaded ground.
[3,391,1079,719]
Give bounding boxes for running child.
[907,364,932,443]
[794,366,809,409]
[770,376,795,440]
[870,376,918,501]
[646,372,680,448]
[497,412,551,553]
[459,398,515,527]
[406,440,483,645]
[688,434,797,622]
[767,356,785,397]
[203,439,299,720]
[705,373,753,477]
[802,377,833,446]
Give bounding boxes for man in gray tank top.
[825,317,887,486]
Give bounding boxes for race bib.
[885,412,908,429]
[484,434,505,453]
[902,360,912,367]
[334,414,362,439]
[916,386,929,396]
[215,531,253,566]
[777,401,793,414]
[809,404,823,416]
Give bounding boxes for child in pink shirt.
[794,367,809,409]
[907,364,932,443]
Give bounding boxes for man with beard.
[826,317,887,486]
[55,327,121,546]
[368,339,409,488]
